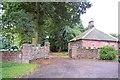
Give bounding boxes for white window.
[91,43,95,49]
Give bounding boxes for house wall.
[82,40,118,50]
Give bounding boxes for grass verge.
[0,62,36,79]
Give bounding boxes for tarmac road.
[25,58,118,78]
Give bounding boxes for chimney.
[88,18,94,29]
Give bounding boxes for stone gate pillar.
[21,44,31,63]
[44,41,50,56]
[71,44,77,59]
[68,43,70,54]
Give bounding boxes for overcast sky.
[81,0,119,34]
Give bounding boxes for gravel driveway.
[25,57,118,78]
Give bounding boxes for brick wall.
[82,40,118,50]
[1,51,22,63]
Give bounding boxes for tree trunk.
[32,2,40,45]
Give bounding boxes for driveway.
[25,56,118,78]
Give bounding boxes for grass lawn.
[0,62,36,79]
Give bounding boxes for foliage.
[2,10,34,46]
[1,62,36,78]
[114,54,118,60]
[99,45,117,60]
[10,45,19,50]
[110,33,120,40]
[1,2,92,51]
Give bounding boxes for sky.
[81,0,119,34]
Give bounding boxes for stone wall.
[69,43,99,59]
[1,42,50,63]
[22,42,50,62]
[77,49,99,59]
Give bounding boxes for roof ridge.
[69,27,118,42]
[82,27,95,39]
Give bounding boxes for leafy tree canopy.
[1,2,92,51]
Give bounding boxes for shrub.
[99,45,117,60]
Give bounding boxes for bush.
[99,45,117,60]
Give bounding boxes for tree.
[110,33,120,40]
[1,2,92,51]
[2,10,34,47]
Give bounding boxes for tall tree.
[1,2,92,51]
